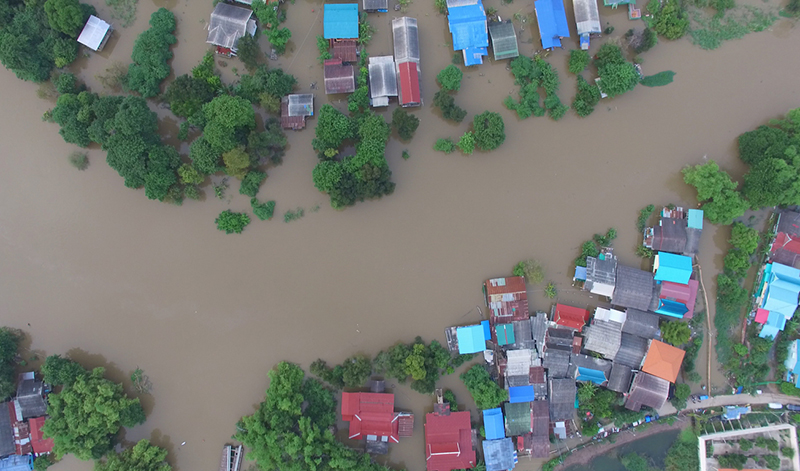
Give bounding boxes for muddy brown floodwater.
[0,0,798,468]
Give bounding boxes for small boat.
[219,444,243,471]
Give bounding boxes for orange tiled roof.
[641,340,685,383]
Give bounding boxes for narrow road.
[658,392,800,416]
[696,262,713,388]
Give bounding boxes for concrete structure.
[699,424,800,471]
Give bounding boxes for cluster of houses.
[0,373,53,471]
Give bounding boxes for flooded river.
[0,0,798,468]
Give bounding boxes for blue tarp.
[654,252,693,285]
[482,320,491,340]
[447,2,488,65]
[574,265,587,281]
[576,367,607,385]
[457,324,487,354]
[687,209,704,229]
[655,299,688,318]
[534,0,570,49]
[0,456,32,471]
[483,408,506,440]
[509,385,536,403]
[323,4,359,39]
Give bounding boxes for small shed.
[363,0,389,12]
[280,94,314,130]
[207,3,256,54]
[585,255,617,298]
[324,4,359,40]
[482,438,517,471]
[488,21,519,60]
[368,55,398,107]
[323,58,356,94]
[77,15,112,52]
[483,408,506,440]
[534,0,570,49]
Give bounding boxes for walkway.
[658,392,800,416]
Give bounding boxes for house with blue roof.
[534,0,570,49]
[757,262,800,339]
[483,408,506,440]
[446,0,489,66]
[653,252,693,285]
[687,209,703,229]
[324,4,359,40]
[456,322,490,354]
[759,311,787,339]
[784,339,800,388]
[508,385,536,403]
[0,456,32,471]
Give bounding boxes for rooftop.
[485,277,529,320]
[425,410,476,471]
[613,265,655,311]
[614,333,649,368]
[607,362,634,393]
[572,0,601,35]
[488,21,519,60]
[457,324,489,354]
[483,408,505,440]
[534,0,570,49]
[340,392,400,443]
[207,3,254,50]
[641,339,685,383]
[585,255,617,297]
[0,402,13,457]
[29,416,54,455]
[16,375,47,419]
[654,252,693,285]
[368,56,398,105]
[622,309,660,338]
[543,349,571,379]
[553,303,590,330]
[483,438,517,471]
[549,378,576,422]
[323,58,356,94]
[323,4,359,39]
[363,0,390,11]
[447,0,489,65]
[77,15,112,51]
[583,320,623,359]
[504,401,532,436]
[625,372,670,411]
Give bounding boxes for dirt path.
[697,262,713,388]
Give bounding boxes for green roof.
[488,22,519,60]
[504,401,531,436]
[496,323,515,346]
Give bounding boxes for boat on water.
[219,444,243,471]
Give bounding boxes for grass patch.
[105,0,139,28]
[689,6,776,50]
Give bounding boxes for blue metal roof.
[463,46,488,65]
[792,340,800,375]
[772,262,800,281]
[447,1,488,63]
[766,311,787,330]
[760,324,781,339]
[762,284,799,318]
[574,265,587,281]
[534,0,570,49]
[655,299,688,318]
[576,366,607,385]
[654,252,693,285]
[509,385,536,403]
[0,456,32,471]
[483,408,506,440]
[687,209,703,229]
[324,4,359,39]
[457,324,487,354]
[482,320,491,340]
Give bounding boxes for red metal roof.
[529,366,545,384]
[8,402,31,456]
[554,303,590,330]
[755,308,770,324]
[397,61,421,107]
[485,277,529,321]
[659,280,699,319]
[772,232,800,267]
[29,416,53,455]
[341,392,400,442]
[280,100,306,130]
[425,410,476,471]
[331,39,358,63]
[572,335,583,354]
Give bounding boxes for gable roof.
[483,438,516,471]
[534,0,570,49]
[531,312,548,356]
[614,333,649,368]
[331,39,358,63]
[483,408,505,440]
[572,0,600,35]
[583,320,623,359]
[324,4,359,39]
[543,349,571,378]
[363,0,389,11]
[622,309,660,338]
[569,354,612,385]
[457,324,488,354]
[425,410,476,471]
[607,362,633,393]
[585,255,617,297]
[650,218,688,254]
[488,21,519,60]
[624,372,669,411]
[506,349,533,378]
[77,15,111,51]
[772,211,800,267]
[654,252,693,285]
[553,304,590,330]
[368,56,398,103]
[641,340,685,383]
[509,386,536,404]
[657,279,699,319]
[207,3,254,49]
[29,416,53,455]
[512,320,535,350]
[496,323,516,346]
[396,61,421,107]
[16,376,46,419]
[504,402,532,436]
[485,277,529,320]
[323,58,356,94]
[392,17,420,64]
[531,400,549,435]
[340,392,400,442]
[549,378,576,422]
[447,1,489,65]
[0,403,13,457]
[613,265,655,311]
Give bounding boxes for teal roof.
[772,262,800,281]
[496,323,515,346]
[654,252,692,285]
[760,324,781,339]
[483,408,505,440]
[687,209,703,229]
[576,366,607,385]
[762,284,799,318]
[482,320,491,339]
[457,324,487,354]
[655,299,688,318]
[324,4,359,39]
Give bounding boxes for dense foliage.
[513,259,545,284]
[0,328,20,400]
[661,320,691,346]
[682,161,748,225]
[433,138,456,154]
[437,64,463,91]
[252,0,291,54]
[572,76,602,117]
[94,440,171,471]
[505,56,566,120]
[651,0,690,39]
[44,0,92,37]
[460,364,508,409]
[472,111,505,151]
[594,44,638,98]
[41,355,85,387]
[215,210,250,234]
[568,49,590,74]
[433,90,467,122]
[371,338,472,394]
[127,8,176,97]
[250,198,275,221]
[392,108,420,141]
[664,429,700,471]
[640,70,676,87]
[235,34,262,71]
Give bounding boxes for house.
[548,378,576,422]
[323,58,356,94]
[483,408,506,440]
[533,0,570,49]
[455,323,490,354]
[488,21,519,60]
[582,319,622,360]
[368,56,398,107]
[529,366,547,398]
[543,349,571,378]
[545,328,574,352]
[496,323,515,346]
[446,0,489,66]
[77,15,112,52]
[8,402,31,456]
[653,252,693,285]
[206,3,257,56]
[756,262,800,338]
[323,4,359,40]
[482,438,517,471]
[641,340,685,383]
[569,354,612,386]
[531,312,549,357]
[15,373,46,419]
[613,265,655,311]
[770,210,800,268]
[607,362,634,393]
[528,400,550,457]
[340,392,405,445]
[424,409,476,471]
[363,0,389,13]
[585,254,617,298]
[331,39,358,63]
[784,339,800,388]
[511,319,535,350]
[505,350,534,387]
[392,17,422,107]
[552,303,590,330]
[614,333,649,368]
[509,386,536,404]
[28,417,53,455]
[622,309,660,339]
[644,208,703,258]
[280,94,314,130]
[655,280,699,319]
[572,0,600,49]
[0,403,13,457]
[0,456,32,471]
[505,402,532,436]
[485,277,529,322]
[624,372,669,411]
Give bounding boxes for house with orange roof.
[641,340,685,383]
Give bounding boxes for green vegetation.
[433,91,468,122]
[505,56,567,120]
[392,108,420,141]
[637,204,655,231]
[568,50,590,74]
[664,429,700,471]
[127,8,176,98]
[284,208,304,222]
[574,228,616,267]
[358,13,374,45]
[689,6,775,50]
[740,439,753,452]
[239,170,267,197]
[437,65,464,91]
[458,131,475,155]
[572,76,602,118]
[595,44,638,99]
[641,71,676,87]
[236,34,262,71]
[130,367,152,394]
[651,0,690,39]
[472,111,506,151]
[33,456,54,471]
[251,198,276,221]
[252,0,291,54]
[782,447,794,459]
[633,27,658,53]
[545,282,557,298]
[402,150,410,160]
[443,389,458,411]
[460,364,508,409]
[578,383,619,419]
[310,355,373,389]
[215,210,250,234]
[316,35,333,63]
[717,454,748,469]
[105,0,138,28]
[621,453,652,471]
[0,328,20,400]
[636,246,655,258]
[682,161,747,225]
[165,54,218,120]
[435,0,447,13]
[670,383,691,409]
[661,321,691,346]
[434,138,457,154]
[68,151,89,170]
[513,259,545,284]
[763,454,780,470]
[95,440,170,471]
[44,0,92,37]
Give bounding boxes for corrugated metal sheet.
[607,363,633,393]
[332,40,358,63]
[0,403,13,457]
[363,0,389,11]
[397,61,421,107]
[572,0,601,35]
[77,15,112,51]
[488,21,518,60]
[368,56,398,102]
[534,0,570,49]
[583,320,622,359]
[324,4,359,39]
[323,59,356,94]
[614,333,648,368]
[622,309,659,338]
[613,265,655,311]
[207,3,253,49]
[392,17,420,64]
[483,438,516,471]
[447,1,489,62]
[624,372,669,411]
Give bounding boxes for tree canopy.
[391,108,419,141]
[460,364,508,410]
[0,328,20,400]
[472,111,505,151]
[201,95,256,155]
[44,0,90,37]
[164,74,215,120]
[437,64,463,91]
[661,321,691,346]
[94,440,171,471]
[595,44,638,98]
[682,161,748,225]
[126,8,176,97]
[568,49,590,74]
[215,210,251,234]
[41,355,86,387]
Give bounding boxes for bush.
[717,454,748,470]
[545,282,557,298]
[251,198,275,221]
[568,49,591,74]
[764,454,780,470]
[68,151,88,170]
[457,131,475,155]
[661,321,691,345]
[782,447,795,459]
[739,439,753,452]
[460,365,508,409]
[215,210,250,234]
[573,76,602,117]
[392,108,420,141]
[637,204,655,230]
[652,0,689,39]
[641,71,676,87]
[513,259,545,284]
[437,65,463,91]
[239,171,267,197]
[472,111,505,151]
[434,138,457,154]
[433,91,467,122]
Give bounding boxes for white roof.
[506,349,533,376]
[594,307,627,325]
[77,15,111,51]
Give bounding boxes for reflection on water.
[563,430,680,471]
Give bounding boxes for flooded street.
[0,0,798,468]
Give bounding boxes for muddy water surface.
[0,0,798,469]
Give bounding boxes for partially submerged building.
[483,408,506,440]
[206,3,257,56]
[548,378,576,423]
[15,373,46,420]
[644,207,704,257]
[624,372,669,411]
[324,4,359,40]
[451,321,491,354]
[280,94,314,130]
[323,58,356,94]
[363,0,389,13]
[446,0,489,66]
[482,437,517,471]
[77,15,113,52]
[340,392,412,453]
[585,254,617,298]
[613,265,655,311]
[487,21,519,60]
[641,340,685,383]
[653,252,693,285]
[424,407,476,471]
[368,56,398,107]
[572,0,600,49]
[756,262,800,339]
[392,17,422,107]
[552,303,590,330]
[485,277,529,322]
[533,0,570,49]
[770,210,800,268]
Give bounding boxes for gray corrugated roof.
[572,0,601,35]
[624,372,669,411]
[531,312,548,357]
[582,320,622,359]
[546,328,574,350]
[513,319,535,350]
[16,378,47,419]
[652,219,688,254]
[543,349,571,378]
[685,228,701,256]
[488,21,519,60]
[549,379,576,422]
[207,3,253,49]
[505,402,532,436]
[507,374,531,387]
[622,309,660,338]
[0,402,13,457]
[483,438,516,471]
[568,353,612,379]
[613,265,654,311]
[607,363,633,393]
[585,255,617,295]
[777,210,800,237]
[392,17,420,64]
[363,0,389,10]
[368,56,398,100]
[614,333,649,368]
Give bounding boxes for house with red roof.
[29,417,53,455]
[552,303,590,330]
[485,277,529,322]
[424,408,475,471]
[771,210,800,268]
[341,392,412,453]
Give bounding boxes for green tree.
[311,104,354,156]
[460,365,508,409]
[717,273,748,311]
[341,355,373,387]
[240,171,267,197]
[434,138,456,154]
[661,321,691,346]
[405,344,427,381]
[215,210,250,234]
[43,367,145,460]
[635,28,659,53]
[222,146,251,179]
[164,75,215,120]
[763,454,780,470]
[724,249,751,278]
[236,34,262,71]
[44,0,89,37]
[33,456,54,471]
[737,125,793,166]
[95,440,170,471]
[432,91,467,123]
[0,328,20,400]
[251,198,275,221]
[729,223,758,253]
[202,95,257,155]
[316,35,332,63]
[652,0,689,39]
[189,137,221,175]
[472,111,505,151]
[266,27,291,55]
[665,430,700,471]
[392,108,420,141]
[577,382,597,403]
[598,62,638,98]
[126,8,176,97]
[717,454,748,470]
[458,131,475,155]
[568,49,590,74]
[437,64,463,91]
[743,157,800,208]
[682,161,748,225]
[621,453,650,471]
[573,76,601,117]
[671,383,690,408]
[178,164,204,185]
